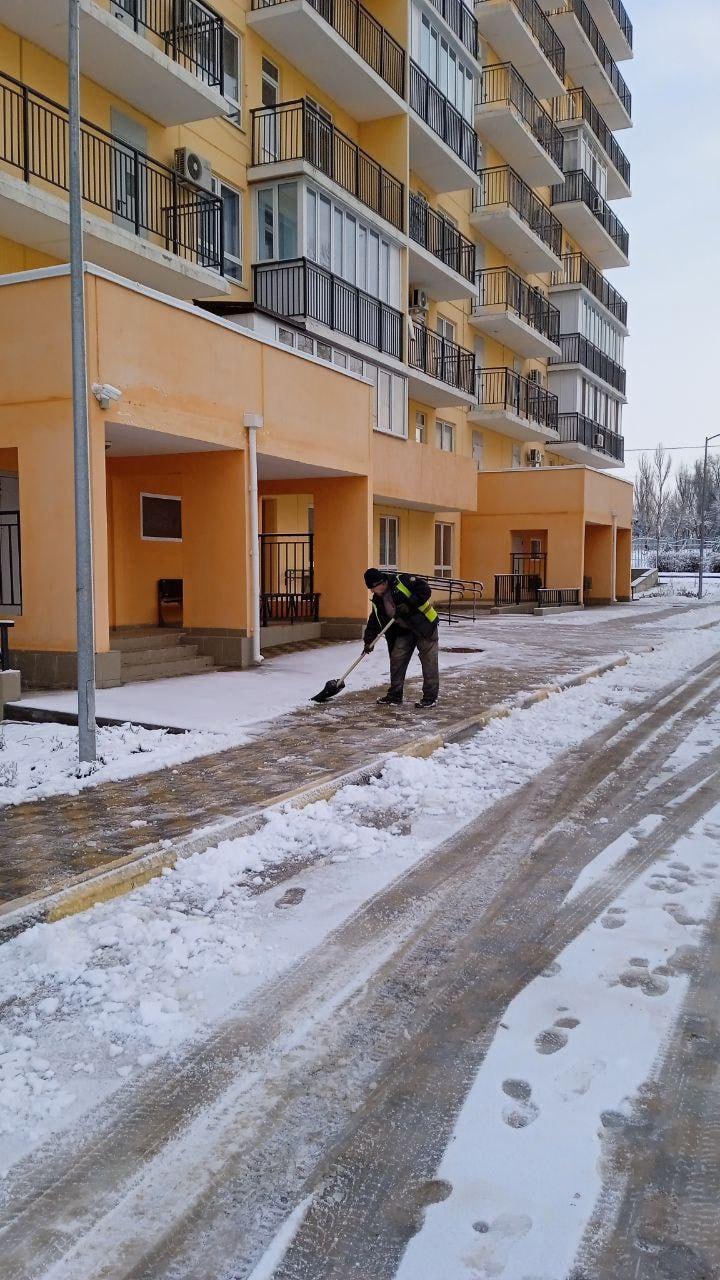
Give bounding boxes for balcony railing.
[474,166,563,260]
[409,194,475,282]
[552,170,629,258]
[478,63,564,172]
[477,0,565,82]
[474,268,560,344]
[409,61,478,172]
[0,70,223,270]
[476,368,559,431]
[426,0,479,57]
[551,333,626,394]
[550,0,631,118]
[250,0,404,98]
[551,87,630,187]
[409,322,475,393]
[251,99,404,232]
[558,412,624,461]
[551,252,627,325]
[606,0,633,50]
[253,258,403,359]
[112,0,225,87]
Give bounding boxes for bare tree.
[633,452,656,539]
[652,443,672,562]
[669,463,696,544]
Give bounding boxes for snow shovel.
[311,619,395,703]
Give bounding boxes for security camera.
[92,382,122,410]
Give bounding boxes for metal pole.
[244,415,264,665]
[69,0,97,761]
[698,435,709,601]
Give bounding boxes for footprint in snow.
[601,914,626,929]
[535,1028,568,1055]
[540,961,561,978]
[555,1016,580,1029]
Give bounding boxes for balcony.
[542,0,632,129]
[475,0,566,99]
[252,258,403,360]
[551,87,630,198]
[0,0,227,126]
[407,322,476,408]
[247,0,405,121]
[409,61,478,193]
[555,412,624,466]
[583,0,633,61]
[470,367,560,441]
[408,194,477,303]
[551,252,627,328]
[550,333,626,395]
[471,166,563,274]
[470,267,561,359]
[425,0,479,59]
[249,100,404,232]
[475,63,564,188]
[552,170,629,269]
[0,71,226,299]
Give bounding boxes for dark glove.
[363,642,373,654]
[396,602,411,618]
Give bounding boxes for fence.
[409,61,478,171]
[409,194,475,282]
[474,166,562,260]
[259,533,320,625]
[253,259,403,359]
[112,0,224,85]
[408,323,475,393]
[0,512,21,610]
[494,573,542,607]
[537,587,581,607]
[251,0,404,96]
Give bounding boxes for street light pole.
[68,0,97,761]
[698,432,720,601]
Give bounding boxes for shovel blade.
[310,677,345,703]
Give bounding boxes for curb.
[0,651,636,942]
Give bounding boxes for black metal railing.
[409,323,475,393]
[113,0,225,86]
[251,99,404,231]
[606,0,633,49]
[0,512,21,610]
[474,268,560,344]
[494,573,542,606]
[259,533,319,625]
[551,333,626,394]
[424,574,484,622]
[552,170,629,259]
[554,0,631,118]
[538,586,581,607]
[0,70,223,270]
[409,61,478,172]
[253,259,403,359]
[551,87,630,187]
[477,63,563,172]
[512,552,547,578]
[557,412,624,462]
[551,252,627,326]
[426,0,478,57]
[474,166,562,260]
[477,0,565,81]
[409,194,475,282]
[476,368,559,432]
[250,0,405,97]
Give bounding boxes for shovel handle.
[337,619,394,684]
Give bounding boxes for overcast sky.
[609,0,720,482]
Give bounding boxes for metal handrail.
[551,333,626,394]
[408,321,475,393]
[477,0,565,80]
[114,0,225,86]
[552,170,629,258]
[549,0,631,117]
[557,411,625,461]
[477,63,563,172]
[425,0,478,57]
[250,0,405,97]
[551,87,630,187]
[0,511,21,611]
[409,194,475,282]
[551,252,627,326]
[474,267,560,344]
[409,61,478,172]
[474,165,563,259]
[476,367,559,431]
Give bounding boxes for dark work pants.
[388,628,439,702]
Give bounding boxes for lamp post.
[698,432,720,600]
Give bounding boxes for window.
[472,429,484,471]
[379,515,399,571]
[278,326,295,347]
[257,183,298,261]
[415,411,426,444]
[141,494,182,542]
[436,315,455,342]
[373,369,406,436]
[212,178,242,281]
[257,187,275,260]
[436,419,455,452]
[223,29,241,125]
[317,341,332,362]
[297,333,314,354]
[435,522,453,578]
[278,182,298,258]
[301,184,401,307]
[512,443,522,468]
[413,6,475,121]
[261,57,279,106]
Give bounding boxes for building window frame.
[434,521,453,578]
[415,410,426,444]
[223,28,242,126]
[436,418,455,453]
[379,515,399,571]
[140,493,182,543]
[212,176,243,281]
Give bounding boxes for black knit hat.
[364,567,387,589]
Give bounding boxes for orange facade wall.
[372,431,477,514]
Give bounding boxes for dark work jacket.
[363,573,439,646]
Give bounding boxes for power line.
[624,445,720,453]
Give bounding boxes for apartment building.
[0,0,633,686]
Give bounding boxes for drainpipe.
[244,413,264,665]
[610,512,618,603]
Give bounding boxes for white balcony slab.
[408,239,478,303]
[468,402,560,443]
[546,7,632,130]
[539,0,632,61]
[552,198,629,269]
[0,171,228,300]
[0,0,227,125]
[549,280,628,335]
[407,366,476,409]
[475,99,564,187]
[469,304,560,358]
[470,204,562,274]
[553,439,623,467]
[475,0,566,99]
[247,1,406,121]
[408,113,478,195]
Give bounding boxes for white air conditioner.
[594,431,605,449]
[592,196,604,214]
[527,448,542,467]
[408,288,429,316]
[174,147,213,192]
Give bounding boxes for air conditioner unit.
[527,448,542,467]
[408,288,429,316]
[591,196,604,214]
[174,147,213,192]
[594,431,605,449]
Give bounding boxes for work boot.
[377,692,403,705]
[415,696,438,709]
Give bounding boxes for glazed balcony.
[550,252,627,327]
[425,0,479,58]
[409,61,478,193]
[470,267,561,359]
[556,412,624,466]
[550,333,626,395]
[247,0,405,121]
[0,70,226,299]
[409,194,477,302]
[0,0,227,126]
[250,99,404,232]
[476,63,564,188]
[552,170,629,269]
[407,322,476,408]
[252,258,403,360]
[471,165,563,273]
[551,87,630,198]
[475,0,566,99]
[470,367,560,441]
[542,0,632,129]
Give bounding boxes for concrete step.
[119,655,214,684]
[111,631,186,653]
[119,644,200,669]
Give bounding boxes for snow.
[564,813,664,905]
[2,622,720,1177]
